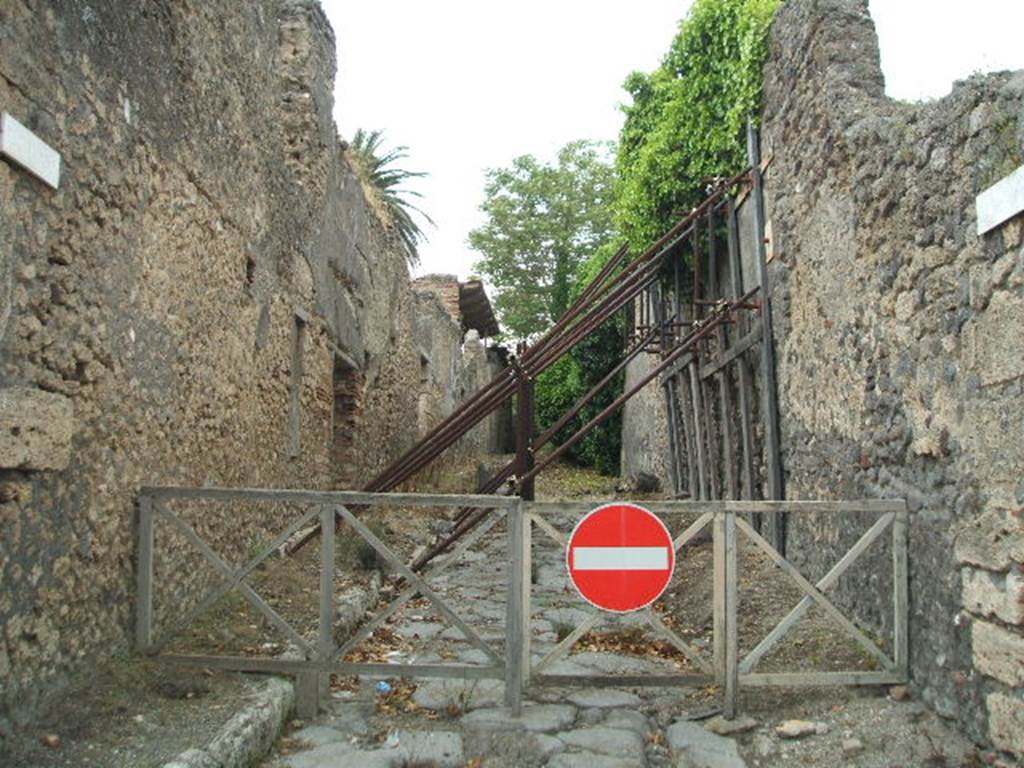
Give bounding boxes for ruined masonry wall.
[761,0,1024,756]
[0,0,447,722]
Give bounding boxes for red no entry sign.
[566,502,676,613]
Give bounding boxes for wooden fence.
[136,489,908,719]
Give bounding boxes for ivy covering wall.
[615,0,781,248]
[476,0,781,476]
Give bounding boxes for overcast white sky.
[320,0,1024,281]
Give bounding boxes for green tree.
[615,0,780,247]
[534,240,626,475]
[468,140,616,340]
[347,129,434,266]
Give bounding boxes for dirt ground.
[0,657,258,768]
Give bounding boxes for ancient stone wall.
[760,0,1024,755]
[413,288,462,438]
[0,0,432,723]
[620,350,673,492]
[411,277,513,457]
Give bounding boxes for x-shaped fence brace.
[738,512,900,675]
[526,509,716,684]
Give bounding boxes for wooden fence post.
[724,510,739,718]
[713,512,726,682]
[893,503,909,679]
[505,500,531,715]
[318,505,336,703]
[516,374,535,501]
[136,494,154,653]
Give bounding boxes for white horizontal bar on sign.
[0,112,61,189]
[977,164,1024,235]
[573,546,669,571]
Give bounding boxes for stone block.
[566,690,642,709]
[962,567,1024,625]
[558,726,646,758]
[667,720,746,768]
[0,387,73,471]
[964,291,1024,386]
[987,693,1024,757]
[973,620,1024,686]
[955,510,1024,571]
[394,729,463,768]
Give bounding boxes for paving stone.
[322,710,370,737]
[547,753,645,768]
[568,689,643,709]
[667,721,747,768]
[457,648,496,665]
[394,729,463,768]
[289,725,348,747]
[461,704,578,733]
[603,708,650,734]
[536,657,592,675]
[411,679,505,712]
[557,726,646,758]
[546,607,594,627]
[570,651,665,675]
[394,621,445,640]
[703,715,758,736]
[532,733,566,757]
[439,625,469,641]
[282,742,396,768]
[466,603,507,621]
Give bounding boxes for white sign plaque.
[977,164,1024,235]
[0,112,61,189]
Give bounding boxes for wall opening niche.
[331,349,364,488]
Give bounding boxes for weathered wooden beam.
[335,509,508,660]
[524,499,906,515]
[688,362,709,500]
[699,321,763,380]
[534,674,714,688]
[726,199,758,510]
[739,671,905,688]
[140,487,518,509]
[747,123,785,549]
[505,501,530,714]
[724,512,739,717]
[894,506,910,677]
[160,655,504,680]
[151,505,321,653]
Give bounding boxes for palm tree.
[346,129,434,266]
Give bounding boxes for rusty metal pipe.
[521,288,760,485]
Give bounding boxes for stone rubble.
[774,720,820,740]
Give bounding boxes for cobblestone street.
[258,502,972,768]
